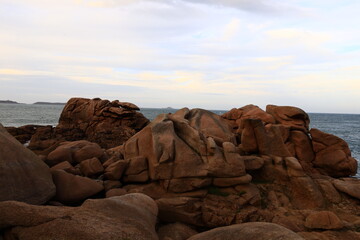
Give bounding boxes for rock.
[103,180,122,191]
[5,124,43,144]
[0,124,55,204]
[28,97,149,151]
[311,128,358,177]
[46,140,104,166]
[213,174,252,187]
[123,108,245,181]
[305,211,343,230]
[51,170,104,204]
[105,188,127,198]
[289,130,315,173]
[0,193,158,240]
[187,222,305,240]
[266,105,310,132]
[333,178,360,200]
[315,178,342,203]
[104,160,127,180]
[163,178,212,193]
[156,197,203,226]
[157,222,198,240]
[50,161,73,171]
[243,156,265,170]
[79,157,104,177]
[299,231,360,240]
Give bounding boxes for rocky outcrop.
[28,97,149,152]
[0,124,55,204]
[0,193,158,240]
[187,222,305,240]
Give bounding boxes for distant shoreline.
[33,102,66,105]
[0,100,19,104]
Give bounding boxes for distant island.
[33,102,65,105]
[0,100,19,104]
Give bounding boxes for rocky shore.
[1,97,360,240]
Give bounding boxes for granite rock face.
[0,124,55,204]
[28,97,149,152]
[0,193,158,240]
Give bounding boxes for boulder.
[333,178,360,200]
[79,157,104,177]
[0,124,55,204]
[157,222,198,240]
[104,160,128,180]
[122,108,245,181]
[266,105,310,132]
[46,140,104,166]
[311,128,358,177]
[28,97,150,151]
[187,222,305,240]
[51,170,104,204]
[305,211,343,230]
[0,193,158,240]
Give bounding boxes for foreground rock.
[0,193,158,240]
[28,97,149,152]
[187,222,305,240]
[0,124,55,204]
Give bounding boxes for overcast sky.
[1,0,360,113]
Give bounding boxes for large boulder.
[310,128,358,177]
[0,193,158,240]
[28,97,150,151]
[266,105,310,132]
[122,108,245,182]
[0,124,55,204]
[187,222,305,240]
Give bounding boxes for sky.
[1,0,360,113]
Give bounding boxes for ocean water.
[0,103,359,177]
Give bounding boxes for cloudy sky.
[1,0,360,113]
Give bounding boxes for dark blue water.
[0,103,358,177]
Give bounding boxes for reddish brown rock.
[311,128,358,177]
[51,170,104,204]
[157,222,198,240]
[46,140,104,166]
[266,105,310,132]
[0,124,55,204]
[333,178,360,200]
[156,197,203,226]
[104,160,127,180]
[50,161,73,171]
[28,98,149,151]
[123,108,245,181]
[105,188,127,198]
[305,211,343,230]
[103,180,122,191]
[5,124,43,144]
[0,193,158,240]
[163,178,212,193]
[79,157,104,177]
[213,174,252,187]
[187,222,305,240]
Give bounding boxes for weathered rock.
[311,128,358,177]
[104,160,127,180]
[0,193,158,240]
[163,178,212,193]
[46,140,104,166]
[305,211,343,230]
[299,231,360,240]
[103,180,122,191]
[123,108,245,181]
[28,98,149,151]
[266,105,310,132]
[50,161,73,171]
[243,156,265,170]
[157,222,198,240]
[0,124,55,204]
[333,178,360,200]
[105,188,127,198]
[213,174,252,187]
[187,222,305,240]
[79,157,104,177]
[51,170,104,204]
[5,124,43,144]
[156,197,203,226]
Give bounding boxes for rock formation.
[0,124,55,205]
[1,101,360,240]
[27,97,149,152]
[0,193,158,240]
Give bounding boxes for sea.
[0,103,359,177]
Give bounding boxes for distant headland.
[0,100,19,104]
[33,102,66,105]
